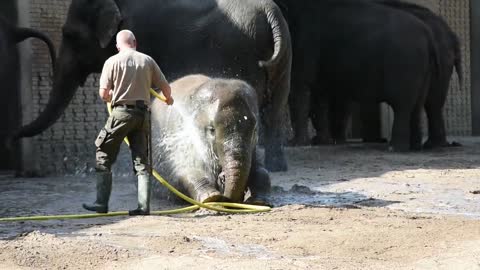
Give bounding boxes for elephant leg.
[263,76,291,172]
[389,107,411,152]
[329,98,349,144]
[423,88,448,149]
[409,104,423,151]
[263,109,287,172]
[245,152,271,205]
[387,67,425,152]
[361,103,386,143]
[310,98,333,145]
[289,86,311,146]
[424,104,447,149]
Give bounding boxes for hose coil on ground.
[0,89,271,222]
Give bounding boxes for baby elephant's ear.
[95,0,122,48]
[208,99,221,121]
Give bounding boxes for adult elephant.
[277,0,437,151]
[151,74,270,204]
[366,0,462,149]
[11,0,292,172]
[290,0,462,148]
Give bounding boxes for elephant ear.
[208,99,220,121]
[95,0,122,48]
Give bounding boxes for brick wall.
[27,0,107,175]
[438,0,471,136]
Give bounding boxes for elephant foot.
[288,136,311,146]
[449,141,462,147]
[198,190,229,203]
[311,135,334,145]
[388,143,410,152]
[244,194,272,207]
[410,142,422,151]
[423,139,462,150]
[245,167,271,206]
[333,138,347,145]
[190,177,227,203]
[423,139,448,149]
[362,137,388,144]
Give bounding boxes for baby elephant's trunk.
[222,150,252,202]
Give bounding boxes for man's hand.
[165,96,174,106]
[99,88,112,102]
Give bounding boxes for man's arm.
[99,59,113,102]
[157,80,173,105]
[99,87,113,102]
[151,60,174,105]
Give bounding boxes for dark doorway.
[0,1,19,173]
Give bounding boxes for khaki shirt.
[99,48,168,106]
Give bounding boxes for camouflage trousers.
[95,106,150,176]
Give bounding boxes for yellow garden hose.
[0,89,271,222]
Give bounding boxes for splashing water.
[152,101,219,180]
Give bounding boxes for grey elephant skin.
[276,0,437,151]
[0,15,56,166]
[309,0,463,148]
[0,16,56,73]
[0,16,56,95]
[11,0,292,172]
[150,75,271,203]
[358,0,462,149]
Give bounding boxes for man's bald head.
[116,30,137,51]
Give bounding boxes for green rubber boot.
[129,174,151,216]
[82,172,112,213]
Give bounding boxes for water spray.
[0,89,271,222]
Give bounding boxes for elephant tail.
[258,3,292,81]
[452,32,463,90]
[14,27,56,72]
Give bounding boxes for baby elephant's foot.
[198,189,228,203]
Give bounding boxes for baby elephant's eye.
[206,126,215,134]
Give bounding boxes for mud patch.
[0,230,134,269]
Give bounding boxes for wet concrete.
[1,137,480,233]
[0,172,477,225]
[0,176,375,220]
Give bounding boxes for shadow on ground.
[1,136,479,240]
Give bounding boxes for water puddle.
[266,184,396,208]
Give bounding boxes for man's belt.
[114,104,136,109]
[113,100,149,110]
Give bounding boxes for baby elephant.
[151,74,271,204]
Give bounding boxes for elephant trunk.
[14,27,57,71]
[222,149,252,202]
[12,44,82,140]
